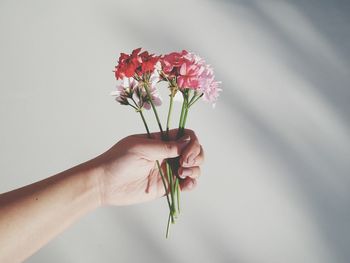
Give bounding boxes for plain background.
[0,0,350,262]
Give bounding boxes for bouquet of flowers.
[111,48,221,238]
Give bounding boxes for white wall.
[0,0,349,262]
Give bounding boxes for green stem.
[138,110,174,232]
[157,161,174,224]
[144,82,164,136]
[188,90,197,105]
[182,104,189,128]
[166,213,171,239]
[139,110,151,137]
[170,165,177,220]
[178,98,186,139]
[173,90,191,216]
[166,93,174,138]
[143,81,176,236]
[166,162,176,221]
[128,103,139,112]
[189,93,204,108]
[176,102,189,211]
[178,91,189,137]
[165,92,177,221]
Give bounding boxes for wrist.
[71,159,104,211]
[88,165,105,209]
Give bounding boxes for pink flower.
[141,70,162,110]
[161,50,221,103]
[177,60,204,89]
[198,65,222,105]
[183,52,205,66]
[161,50,188,75]
[162,50,208,90]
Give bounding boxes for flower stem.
[143,81,176,236]
[182,104,189,128]
[143,82,164,136]
[166,93,174,138]
[166,213,171,239]
[139,110,151,137]
[189,93,204,108]
[137,109,174,231]
[173,90,191,215]
[156,160,174,224]
[178,90,189,137]
[178,97,186,139]
[165,91,178,219]
[166,161,176,221]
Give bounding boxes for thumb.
[136,135,191,160]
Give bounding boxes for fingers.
[177,165,200,192]
[180,177,197,191]
[182,146,204,167]
[178,166,201,179]
[158,176,197,197]
[132,134,191,160]
[180,130,204,167]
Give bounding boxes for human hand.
[92,129,204,206]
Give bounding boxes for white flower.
[111,77,139,105]
[143,70,162,109]
[111,72,162,109]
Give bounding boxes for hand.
[92,129,204,206]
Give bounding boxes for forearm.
[0,160,102,263]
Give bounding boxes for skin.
[0,129,204,263]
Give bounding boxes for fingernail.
[178,135,191,142]
[178,135,191,150]
[179,168,192,179]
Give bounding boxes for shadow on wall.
[217,0,350,262]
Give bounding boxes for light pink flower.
[160,50,221,103]
[111,71,162,109]
[111,77,138,105]
[183,52,205,66]
[142,70,162,109]
[198,65,222,106]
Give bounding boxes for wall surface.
[0,0,349,262]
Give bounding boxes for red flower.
[115,48,142,79]
[161,50,188,76]
[139,51,160,74]
[114,48,160,79]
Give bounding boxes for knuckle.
[191,130,198,139]
[185,128,196,138]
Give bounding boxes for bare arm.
[0,129,204,262]
[0,161,101,263]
